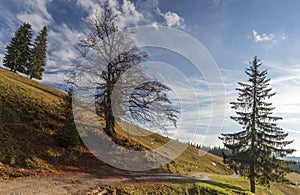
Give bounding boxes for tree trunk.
[250,162,255,193]
[104,92,115,137]
[249,57,257,194]
[250,177,255,193]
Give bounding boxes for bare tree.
[74,2,178,137]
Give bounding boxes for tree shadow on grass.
[200,180,246,192]
[148,178,247,194]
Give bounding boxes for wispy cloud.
[156,8,186,30]
[252,30,275,42]
[160,11,186,30]
[76,0,187,31]
[251,30,286,49]
[120,0,144,27]
[15,0,53,32]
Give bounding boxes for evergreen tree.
[3,23,32,73]
[28,26,47,79]
[219,56,296,193]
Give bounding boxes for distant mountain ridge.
[284,156,300,162]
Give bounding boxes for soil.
[0,148,209,194]
[0,171,209,194]
[0,173,128,195]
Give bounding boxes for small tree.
[28,26,48,79]
[219,56,295,193]
[3,23,32,73]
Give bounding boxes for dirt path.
[0,173,128,195]
[0,172,210,195]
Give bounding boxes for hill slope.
[0,67,228,177]
[0,68,68,177]
[1,67,299,194]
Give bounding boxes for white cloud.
[75,0,187,30]
[151,21,159,29]
[46,23,83,75]
[133,0,188,30]
[252,30,274,42]
[252,30,287,49]
[157,8,186,30]
[119,0,144,27]
[16,14,49,32]
[76,0,103,13]
[76,0,144,29]
[15,0,53,20]
[0,53,4,66]
[76,0,105,22]
[163,11,185,29]
[14,0,53,32]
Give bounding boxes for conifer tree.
[3,23,32,73]
[219,56,296,193]
[28,26,48,79]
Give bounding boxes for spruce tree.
[219,56,296,193]
[28,26,47,79]
[3,23,32,73]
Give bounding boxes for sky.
[1,0,300,156]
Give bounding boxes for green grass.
[0,68,69,177]
[208,174,300,195]
[73,103,231,175]
[99,175,300,195]
[112,119,231,175]
[115,181,229,195]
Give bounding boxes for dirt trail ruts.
[0,172,211,195]
[0,173,128,195]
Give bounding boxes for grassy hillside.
[115,122,231,175]
[0,68,67,177]
[1,67,299,194]
[0,67,228,177]
[0,68,110,178]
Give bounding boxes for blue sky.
[1,0,300,156]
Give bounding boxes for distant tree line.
[291,162,300,173]
[184,142,231,158]
[3,22,48,80]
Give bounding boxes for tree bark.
[250,162,255,193]
[104,91,115,137]
[249,57,257,194]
